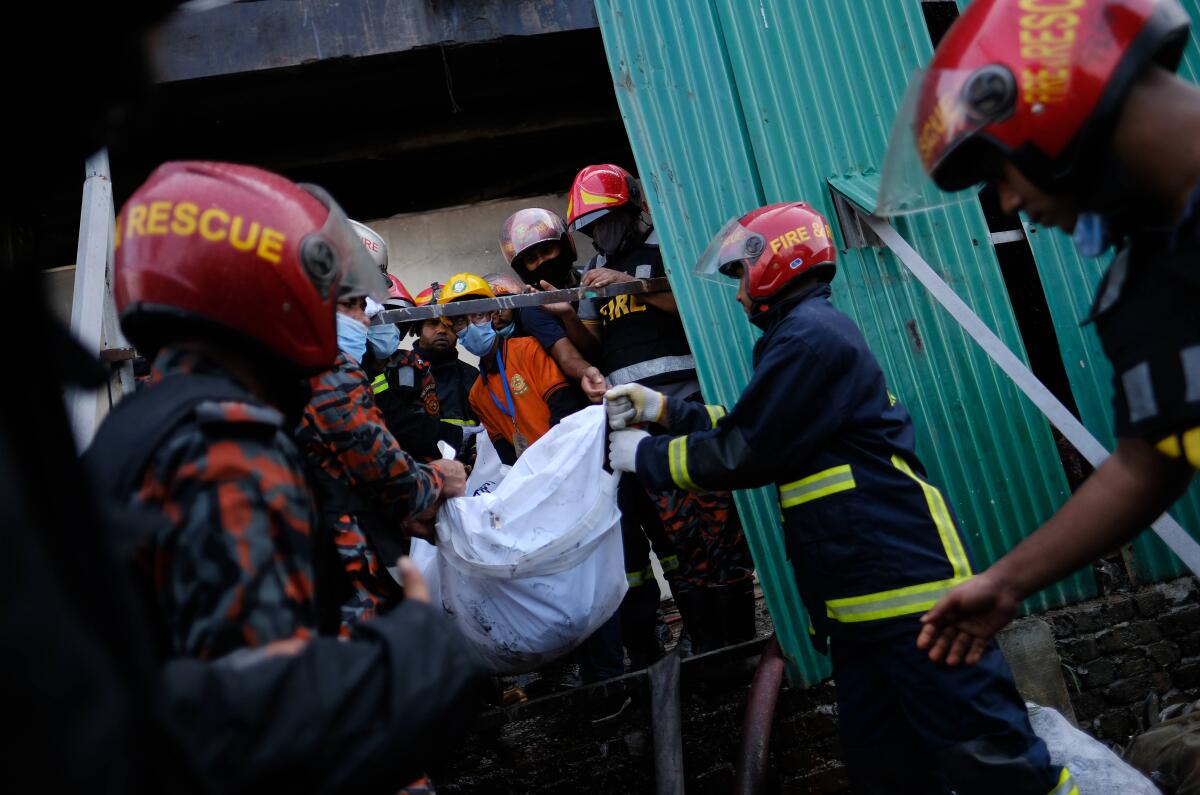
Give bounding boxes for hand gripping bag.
[417,406,626,673]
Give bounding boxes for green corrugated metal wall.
[595,0,830,683]
[997,0,1200,583]
[596,0,1096,685]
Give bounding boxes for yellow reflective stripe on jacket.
[779,465,855,509]
[825,575,972,623]
[439,418,479,427]
[659,554,679,573]
[891,455,972,580]
[1048,767,1078,795]
[668,436,701,491]
[371,373,389,395]
[704,405,726,428]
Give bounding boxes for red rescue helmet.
[695,202,836,314]
[414,282,442,306]
[566,164,646,232]
[905,0,1189,199]
[114,161,382,373]
[384,274,415,309]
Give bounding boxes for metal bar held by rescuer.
[371,277,672,325]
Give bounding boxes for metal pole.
[67,149,115,450]
[861,211,1200,578]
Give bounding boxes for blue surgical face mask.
[495,320,517,339]
[457,319,497,357]
[1072,212,1112,258]
[336,313,368,361]
[367,322,401,358]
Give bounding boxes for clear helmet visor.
[877,68,999,217]
[694,216,761,284]
[299,183,387,302]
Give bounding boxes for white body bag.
[410,406,626,673]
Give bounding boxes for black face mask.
[589,211,641,258]
[522,257,575,288]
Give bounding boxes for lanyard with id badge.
[487,342,530,458]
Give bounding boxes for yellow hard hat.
[438,272,495,304]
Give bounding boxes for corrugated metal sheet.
[595,0,830,684]
[596,0,1095,683]
[1023,2,1200,583]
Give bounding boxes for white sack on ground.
[414,406,626,673]
[1028,703,1159,794]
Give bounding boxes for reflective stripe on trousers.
[626,554,678,587]
[1049,767,1078,795]
[606,354,696,387]
[370,373,389,395]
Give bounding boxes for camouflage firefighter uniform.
[129,347,318,660]
[297,351,443,635]
[652,490,754,591]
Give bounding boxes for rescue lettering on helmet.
[1017,0,1084,105]
[114,201,287,265]
[769,222,834,255]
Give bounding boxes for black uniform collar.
[1085,179,1200,325]
[750,282,832,332]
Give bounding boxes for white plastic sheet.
[1028,703,1159,794]
[413,407,626,673]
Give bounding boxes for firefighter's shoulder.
[192,399,286,436]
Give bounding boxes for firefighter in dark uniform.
[568,164,756,661]
[372,275,463,463]
[409,282,481,430]
[413,314,483,450]
[607,202,1073,794]
[896,0,1200,669]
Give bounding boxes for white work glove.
[608,428,649,474]
[461,424,486,438]
[605,384,665,429]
